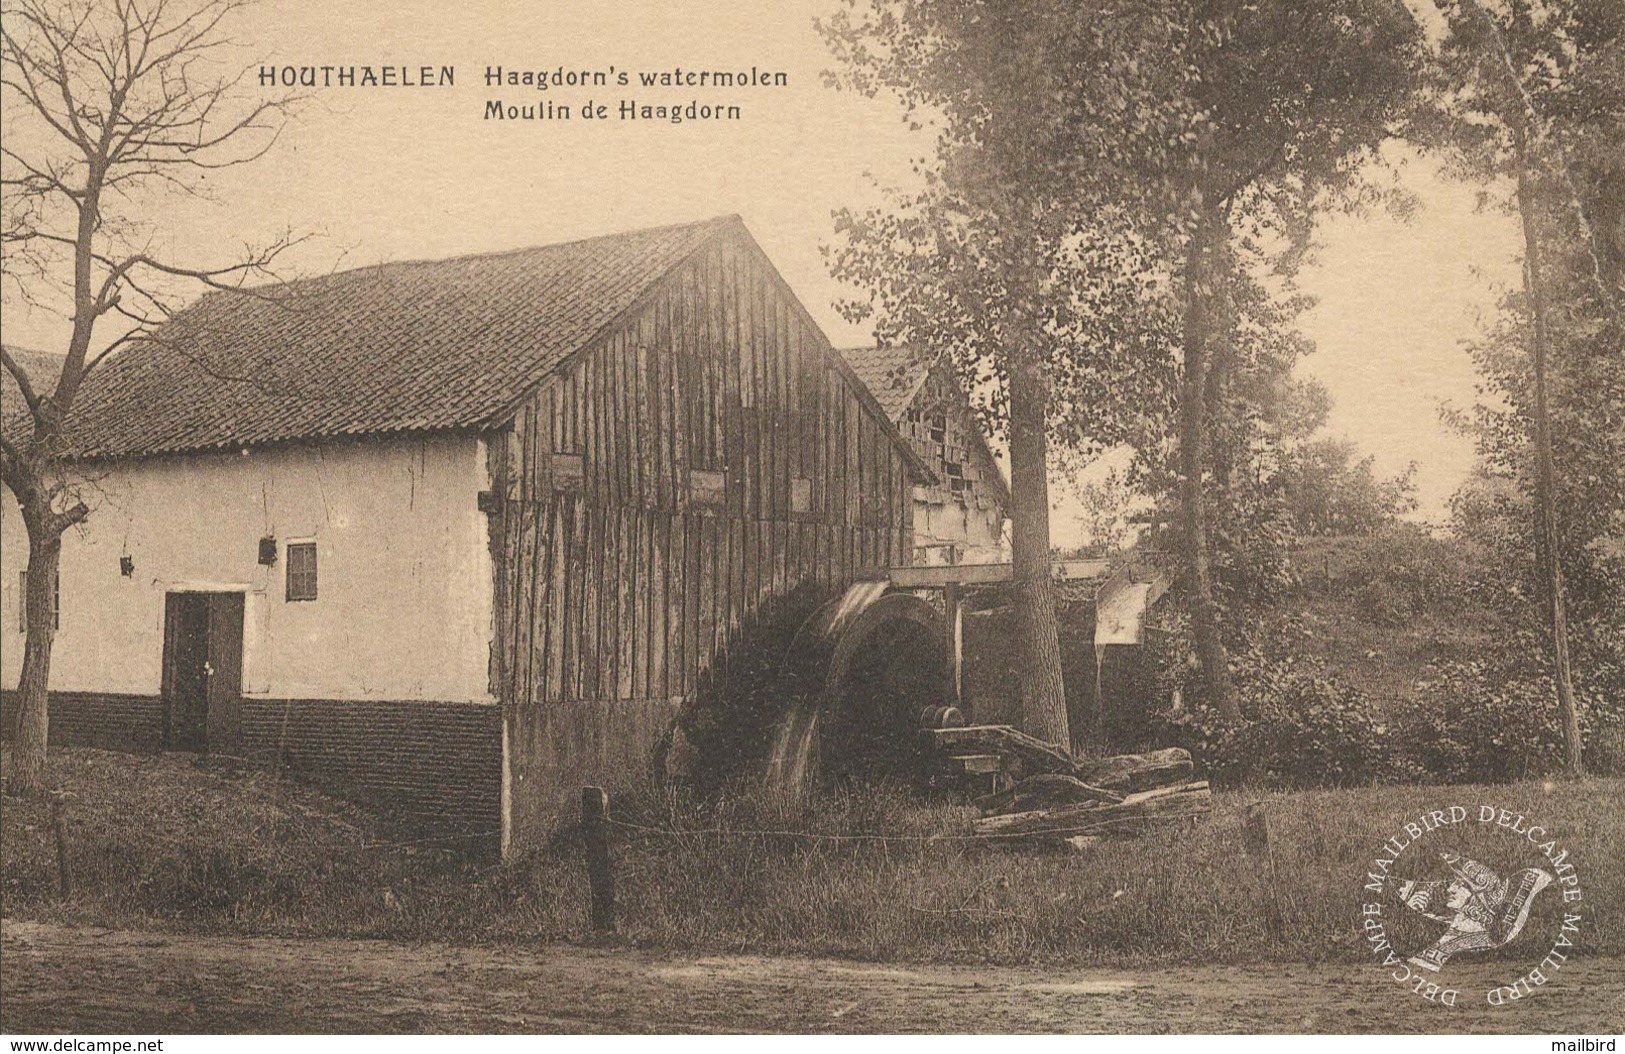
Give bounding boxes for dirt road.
[3,920,1621,1034]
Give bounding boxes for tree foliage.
[1435,0,1625,621]
[1146,0,1428,714]
[819,0,1192,452]
[1431,0,1625,773]
[1279,437,1419,537]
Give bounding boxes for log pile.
[922,726,1212,846]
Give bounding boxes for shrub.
[1353,577,1411,628]
[1290,527,1485,624]
[1155,653,1401,789]
[1395,654,1625,782]
[1396,661,1564,783]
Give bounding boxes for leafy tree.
[1278,437,1419,536]
[1151,0,1430,717]
[1432,0,1625,776]
[1,0,304,793]
[1133,258,1342,605]
[820,0,1193,748]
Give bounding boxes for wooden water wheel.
[766,587,948,792]
[818,592,947,781]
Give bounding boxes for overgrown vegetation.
[1157,657,1402,789]
[1079,525,1622,790]
[4,749,1620,968]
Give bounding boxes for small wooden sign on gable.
[790,476,813,515]
[689,468,728,507]
[551,452,585,491]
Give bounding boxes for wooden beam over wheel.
[883,559,1112,590]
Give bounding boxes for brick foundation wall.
[239,698,502,848]
[3,690,502,851]
[0,690,168,753]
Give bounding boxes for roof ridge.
[221,213,744,297]
[378,212,742,269]
[0,343,63,358]
[838,343,948,377]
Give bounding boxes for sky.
[0,0,1526,542]
[1293,150,1523,529]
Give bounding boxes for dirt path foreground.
[3,919,1622,1034]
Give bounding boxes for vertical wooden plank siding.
[493,231,921,840]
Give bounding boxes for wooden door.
[161,593,209,751]
[161,591,245,753]
[204,592,245,754]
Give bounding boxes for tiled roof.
[1,345,68,441]
[838,345,934,423]
[48,216,741,458]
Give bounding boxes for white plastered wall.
[0,434,495,703]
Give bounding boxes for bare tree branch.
[0,343,47,420]
[78,327,145,378]
[1,0,315,790]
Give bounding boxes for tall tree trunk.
[1007,354,1070,748]
[9,517,62,795]
[1180,207,1237,719]
[1517,165,1584,779]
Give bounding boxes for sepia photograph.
[0,0,1621,1041]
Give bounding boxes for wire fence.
[353,827,505,852]
[303,810,1085,854]
[223,785,1201,855]
[607,815,982,843]
[604,811,1196,845]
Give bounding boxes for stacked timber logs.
[922,726,1212,846]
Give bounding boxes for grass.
[3,748,1621,967]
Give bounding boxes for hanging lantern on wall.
[119,554,134,577]
[258,535,278,566]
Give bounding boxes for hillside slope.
[1253,531,1507,708]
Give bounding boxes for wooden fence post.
[581,786,615,934]
[1242,800,1282,934]
[50,792,74,901]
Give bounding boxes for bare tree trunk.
[1180,208,1237,719]
[1517,165,1584,779]
[1,0,307,796]
[9,521,62,796]
[1007,354,1070,748]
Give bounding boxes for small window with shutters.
[285,542,318,602]
[689,469,728,507]
[551,452,585,491]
